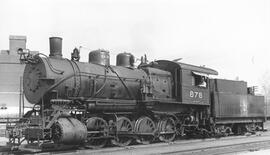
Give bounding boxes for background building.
[0,35,31,118]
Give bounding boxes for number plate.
[189,90,203,99]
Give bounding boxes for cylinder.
[49,37,63,59]
[52,117,87,145]
[89,49,110,66]
[116,52,135,67]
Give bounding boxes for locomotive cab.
[148,60,218,105]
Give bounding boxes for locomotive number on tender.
[189,90,203,98]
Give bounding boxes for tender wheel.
[86,117,108,149]
[111,116,133,147]
[255,125,262,131]
[134,116,156,144]
[224,127,232,136]
[158,117,176,142]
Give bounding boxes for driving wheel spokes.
[86,117,108,149]
[135,116,156,144]
[158,117,176,142]
[111,116,133,147]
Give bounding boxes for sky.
[0,0,270,94]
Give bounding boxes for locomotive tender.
[7,37,266,149]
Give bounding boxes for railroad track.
[33,132,270,155]
[161,139,270,155]
[2,132,270,154]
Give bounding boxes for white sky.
[0,0,270,93]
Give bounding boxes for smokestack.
[49,37,62,59]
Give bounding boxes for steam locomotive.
[7,37,266,150]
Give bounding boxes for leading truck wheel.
[86,117,108,149]
[52,117,87,145]
[134,116,156,144]
[111,116,133,147]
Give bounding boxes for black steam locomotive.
[7,37,266,150]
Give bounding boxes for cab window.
[191,72,208,88]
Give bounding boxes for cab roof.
[152,60,218,75]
